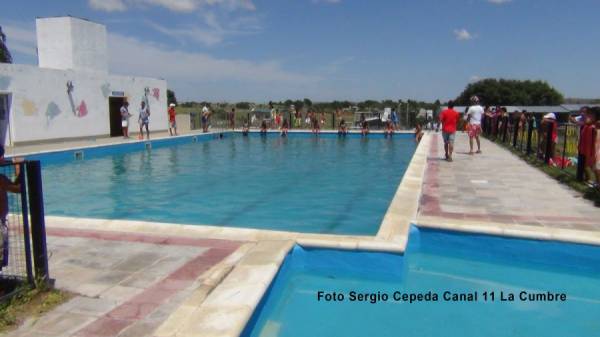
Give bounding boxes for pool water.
[242,228,600,337]
[42,133,416,234]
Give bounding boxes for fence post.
[526,118,534,155]
[18,163,34,285]
[512,119,519,148]
[502,117,509,143]
[25,161,50,285]
[332,113,336,130]
[561,124,568,169]
[544,122,553,165]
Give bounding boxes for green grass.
[491,137,600,206]
[0,282,71,333]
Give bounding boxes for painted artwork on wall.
[0,76,10,91]
[21,98,37,116]
[77,100,88,117]
[152,88,160,100]
[67,80,88,118]
[45,102,61,125]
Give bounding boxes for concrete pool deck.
[6,130,600,336]
[418,132,600,245]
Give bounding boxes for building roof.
[36,15,99,24]
[561,104,600,112]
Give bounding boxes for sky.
[1,0,599,102]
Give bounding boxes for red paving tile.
[47,227,242,248]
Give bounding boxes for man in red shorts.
[439,101,459,162]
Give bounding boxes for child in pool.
[338,118,348,136]
[361,119,369,136]
[242,119,249,136]
[385,120,394,138]
[260,120,268,135]
[281,118,289,137]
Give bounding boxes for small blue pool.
[38,132,416,235]
[242,228,600,337]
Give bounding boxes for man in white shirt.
[466,96,484,154]
[201,105,210,133]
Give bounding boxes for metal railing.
[0,160,49,302]
[483,116,586,180]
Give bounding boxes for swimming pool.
[39,132,416,235]
[242,227,600,337]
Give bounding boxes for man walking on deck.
[466,96,484,154]
[440,101,459,162]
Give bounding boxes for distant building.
[0,16,167,145]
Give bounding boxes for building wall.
[36,17,108,73]
[0,64,167,144]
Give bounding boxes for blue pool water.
[242,228,600,337]
[41,133,416,234]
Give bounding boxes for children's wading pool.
[38,132,417,235]
[242,227,600,337]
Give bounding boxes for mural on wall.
[77,101,88,117]
[21,98,37,116]
[0,76,10,90]
[101,83,111,98]
[67,80,88,118]
[152,88,160,100]
[45,102,61,126]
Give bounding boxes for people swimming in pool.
[281,118,289,137]
[338,118,348,136]
[260,119,268,135]
[384,120,394,138]
[311,111,320,134]
[242,119,250,136]
[360,115,369,136]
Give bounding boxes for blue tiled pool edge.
[240,225,600,337]
[13,130,415,166]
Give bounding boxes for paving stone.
[419,133,600,230]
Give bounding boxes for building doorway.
[109,96,126,137]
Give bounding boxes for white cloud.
[2,20,318,87]
[89,0,127,12]
[88,0,255,12]
[469,75,481,83]
[454,28,475,41]
[487,0,512,4]
[146,11,261,46]
[107,33,318,84]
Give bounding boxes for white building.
[0,16,167,145]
